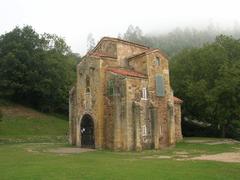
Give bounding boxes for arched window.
[86,76,90,93]
[155,57,161,66]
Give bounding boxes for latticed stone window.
[142,125,147,136]
[108,80,114,96]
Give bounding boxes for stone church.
[69,37,183,151]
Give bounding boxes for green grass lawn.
[0,102,240,180]
[0,141,240,180]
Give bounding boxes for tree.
[122,25,144,44]
[170,35,240,139]
[86,33,95,51]
[0,26,77,114]
[0,108,2,121]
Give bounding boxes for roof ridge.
[101,37,150,49]
[127,48,168,61]
[90,37,150,54]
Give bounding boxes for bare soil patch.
[205,139,239,145]
[185,138,239,145]
[47,147,95,154]
[142,155,171,159]
[175,151,189,155]
[191,152,240,163]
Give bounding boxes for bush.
[0,109,3,121]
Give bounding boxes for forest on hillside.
[0,25,240,139]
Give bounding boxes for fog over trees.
[120,24,240,57]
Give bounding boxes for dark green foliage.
[0,26,79,114]
[170,35,240,139]
[0,109,2,121]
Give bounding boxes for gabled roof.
[127,48,169,61]
[106,67,147,78]
[91,37,150,54]
[174,96,183,104]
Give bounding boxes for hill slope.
[0,101,68,143]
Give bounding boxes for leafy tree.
[87,33,95,51]
[0,26,77,114]
[170,35,240,139]
[0,108,2,121]
[123,25,144,44]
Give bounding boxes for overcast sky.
[1,0,240,55]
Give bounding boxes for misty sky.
[1,0,240,55]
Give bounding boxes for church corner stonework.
[69,37,183,151]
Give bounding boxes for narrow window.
[156,75,165,97]
[155,57,161,66]
[141,87,147,100]
[86,75,90,93]
[142,125,147,136]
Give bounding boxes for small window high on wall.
[155,57,161,66]
[156,75,165,97]
[86,75,90,93]
[141,87,147,100]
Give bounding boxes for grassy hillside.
[0,100,68,143]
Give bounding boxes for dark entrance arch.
[80,114,95,148]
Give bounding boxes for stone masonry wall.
[174,103,183,141]
[70,37,181,151]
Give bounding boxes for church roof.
[127,48,169,61]
[92,37,150,52]
[106,67,147,78]
[174,96,183,104]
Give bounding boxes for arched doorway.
[80,114,95,148]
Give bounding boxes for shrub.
[0,109,3,121]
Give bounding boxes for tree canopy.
[170,35,240,139]
[0,26,80,113]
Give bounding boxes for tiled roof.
[106,67,147,78]
[174,96,183,104]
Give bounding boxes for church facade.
[69,37,183,151]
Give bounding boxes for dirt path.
[185,138,239,145]
[191,152,240,163]
[47,147,95,154]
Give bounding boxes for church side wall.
[174,103,183,141]
[146,52,174,148]
[75,57,103,148]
